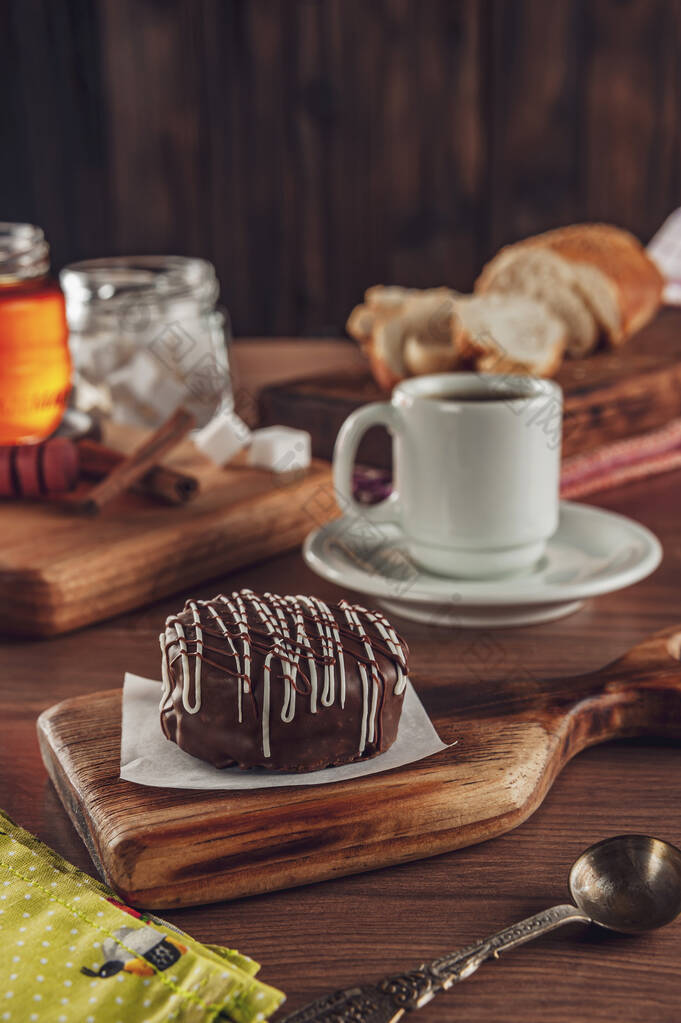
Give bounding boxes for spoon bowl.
[568,834,681,933]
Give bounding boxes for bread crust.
[476,223,663,346]
[368,344,404,391]
[535,224,664,342]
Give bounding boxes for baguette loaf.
[476,223,663,348]
[535,224,664,343]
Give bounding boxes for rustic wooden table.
[2,343,681,1022]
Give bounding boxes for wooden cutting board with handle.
[37,622,681,910]
[0,449,335,637]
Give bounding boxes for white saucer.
[302,502,662,628]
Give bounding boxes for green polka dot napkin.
[0,810,284,1023]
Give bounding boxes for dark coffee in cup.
[426,390,530,403]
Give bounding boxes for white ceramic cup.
[332,372,563,579]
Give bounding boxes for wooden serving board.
[0,449,334,637]
[259,309,681,465]
[37,624,681,910]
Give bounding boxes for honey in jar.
[0,223,71,444]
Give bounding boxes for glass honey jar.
[0,223,71,444]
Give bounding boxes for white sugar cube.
[109,350,188,422]
[70,326,135,380]
[247,426,311,473]
[146,372,187,418]
[110,350,161,402]
[72,372,113,416]
[194,410,251,465]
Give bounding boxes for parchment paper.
[120,672,448,790]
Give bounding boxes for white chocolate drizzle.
[159,589,408,759]
[352,604,408,696]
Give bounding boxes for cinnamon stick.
[74,407,197,515]
[78,439,198,506]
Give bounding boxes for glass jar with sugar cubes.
[60,256,231,429]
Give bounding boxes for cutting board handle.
[555,624,681,755]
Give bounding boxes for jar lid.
[0,223,50,282]
[60,256,219,316]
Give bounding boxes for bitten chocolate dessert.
[159,589,409,771]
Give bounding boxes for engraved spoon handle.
[280,904,590,1023]
[424,903,590,995]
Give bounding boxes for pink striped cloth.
[560,419,681,498]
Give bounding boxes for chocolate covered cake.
[159,589,409,771]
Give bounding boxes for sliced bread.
[475,247,599,357]
[347,286,460,389]
[532,223,664,344]
[346,285,413,345]
[476,223,664,348]
[453,293,567,377]
[368,317,408,390]
[403,334,460,376]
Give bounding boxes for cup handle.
[332,402,401,523]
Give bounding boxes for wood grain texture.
[99,0,205,256]
[0,456,335,636]
[36,623,681,909]
[5,1,681,335]
[2,458,681,1020]
[0,0,110,262]
[258,308,681,465]
[582,0,681,240]
[486,0,582,251]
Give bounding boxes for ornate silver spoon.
[280,834,681,1023]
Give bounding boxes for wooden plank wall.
[2,0,681,336]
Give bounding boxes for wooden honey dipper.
[0,437,79,498]
[0,408,198,507]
